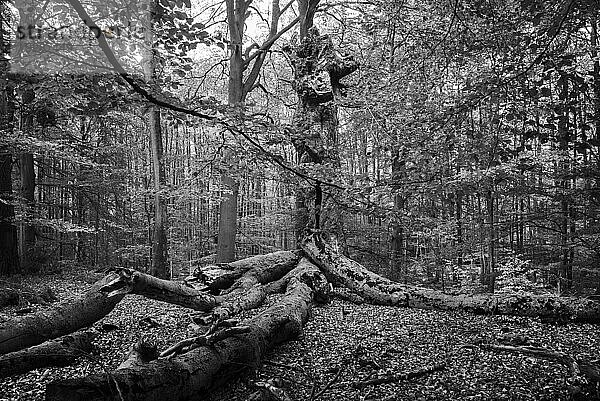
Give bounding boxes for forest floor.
[1,269,599,401]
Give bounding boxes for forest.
[2,0,600,400]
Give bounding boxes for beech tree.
[216,0,299,262]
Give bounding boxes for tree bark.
[0,274,124,355]
[45,259,324,401]
[290,24,358,244]
[102,251,299,322]
[0,252,301,356]
[19,88,37,273]
[144,0,169,278]
[0,330,96,378]
[216,170,239,263]
[192,250,300,291]
[302,234,600,323]
[0,2,19,275]
[390,150,406,281]
[100,269,218,311]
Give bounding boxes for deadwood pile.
[1,234,599,400]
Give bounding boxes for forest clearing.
[2,0,600,400]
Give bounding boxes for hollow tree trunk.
[45,259,325,401]
[0,330,96,378]
[290,8,357,244]
[0,274,124,355]
[302,234,600,323]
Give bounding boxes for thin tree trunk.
[216,170,239,262]
[19,88,36,273]
[558,72,571,292]
[144,0,169,278]
[390,150,405,281]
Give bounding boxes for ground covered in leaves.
[1,269,599,401]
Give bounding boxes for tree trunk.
[558,72,572,292]
[301,234,600,323]
[0,274,124,355]
[102,250,299,323]
[19,88,37,273]
[45,259,324,401]
[193,250,300,292]
[148,107,169,278]
[216,0,297,260]
[0,153,18,276]
[0,331,96,378]
[100,269,218,311]
[290,20,357,243]
[0,4,18,275]
[1,252,300,356]
[390,150,405,281]
[216,170,239,263]
[144,0,169,278]
[216,0,246,263]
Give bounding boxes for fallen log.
[45,258,325,401]
[103,253,298,322]
[100,269,217,311]
[212,253,301,320]
[0,274,124,355]
[0,253,300,357]
[0,330,96,378]
[192,250,300,292]
[302,234,600,323]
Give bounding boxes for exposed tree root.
[0,330,96,378]
[45,259,325,401]
[302,234,600,323]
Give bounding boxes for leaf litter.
[1,271,599,400]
